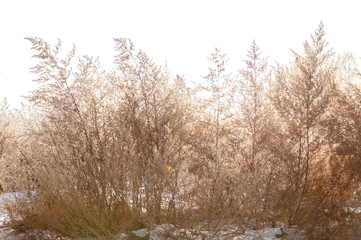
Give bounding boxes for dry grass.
[2,26,361,240]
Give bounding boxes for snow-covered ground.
[0,192,304,239]
[114,223,305,240]
[117,224,286,240]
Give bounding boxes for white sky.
[0,0,360,108]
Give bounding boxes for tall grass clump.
[3,24,361,239]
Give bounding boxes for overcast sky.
[0,0,360,108]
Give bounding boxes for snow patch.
[117,224,285,240]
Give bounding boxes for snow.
[116,224,285,240]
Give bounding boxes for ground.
[0,192,303,239]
